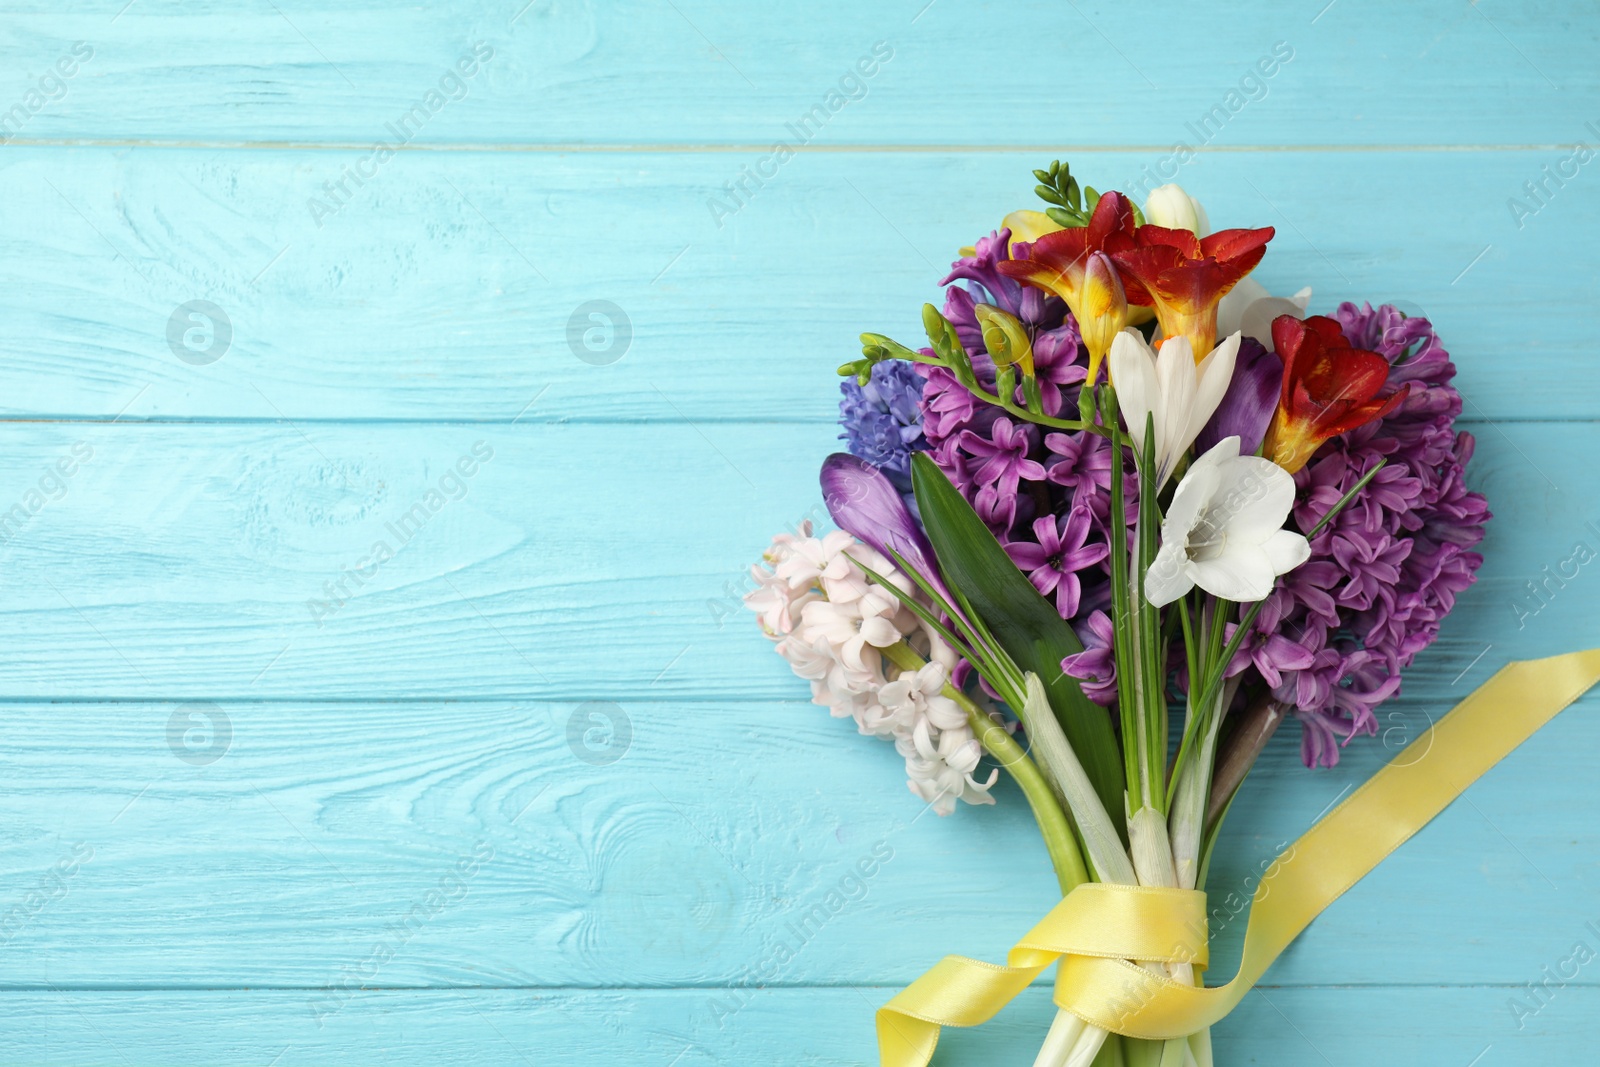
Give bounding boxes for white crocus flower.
[1108,327,1241,489]
[1217,277,1313,350]
[1144,436,1310,607]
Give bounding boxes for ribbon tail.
[876,649,1600,1063]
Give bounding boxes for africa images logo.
[306,42,496,228]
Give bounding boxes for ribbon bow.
[879,649,1600,1065]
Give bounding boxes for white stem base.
[1033,1008,1108,1067]
[1032,1009,1084,1067]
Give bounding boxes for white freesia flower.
[1143,183,1210,236]
[1144,436,1311,607]
[1217,277,1312,350]
[1108,327,1241,489]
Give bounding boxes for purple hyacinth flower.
[1044,430,1114,519]
[838,360,927,488]
[1060,610,1117,706]
[941,227,1028,326]
[1006,508,1109,618]
[955,417,1046,536]
[1253,303,1489,766]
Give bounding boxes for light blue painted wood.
[0,420,1579,700]
[0,987,1591,1066]
[0,2,1597,1063]
[0,692,1594,990]
[0,1,1593,146]
[0,148,1594,421]
[0,991,1587,1062]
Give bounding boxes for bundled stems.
[870,356,1387,1067]
[1206,692,1285,829]
[1101,385,1141,804]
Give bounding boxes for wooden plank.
[0,683,1591,988]
[0,418,1584,701]
[0,2,1593,146]
[0,987,1587,1064]
[0,147,1595,422]
[0,8,1596,1061]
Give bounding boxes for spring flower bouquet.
[741,161,1562,1066]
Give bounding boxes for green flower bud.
[973,304,1034,374]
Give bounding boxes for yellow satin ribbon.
[878,649,1600,1065]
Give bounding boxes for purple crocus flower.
[1194,336,1281,456]
[820,453,945,600]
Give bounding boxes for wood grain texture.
[0,692,1595,992]
[0,1,1594,146]
[0,420,1582,700]
[2,1,1598,1062]
[0,987,1592,1066]
[0,148,1595,421]
[0,987,1592,1065]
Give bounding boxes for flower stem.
[909,346,1115,436]
[1205,691,1284,829]
[958,687,1090,895]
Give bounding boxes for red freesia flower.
[996,191,1138,383]
[1110,222,1275,359]
[1263,314,1410,473]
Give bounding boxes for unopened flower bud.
[973,304,1034,375]
[1143,183,1210,236]
[1078,252,1128,385]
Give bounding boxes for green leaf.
[911,452,1127,837]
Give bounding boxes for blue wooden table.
[0,2,1596,1062]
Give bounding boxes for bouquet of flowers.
[744,162,1495,1066]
